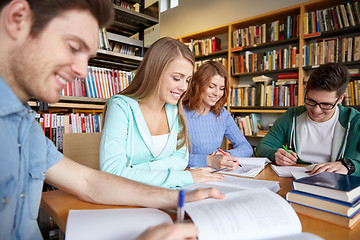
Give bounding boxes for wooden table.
[41,164,360,239]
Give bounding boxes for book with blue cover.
[292,171,360,203]
[286,190,360,217]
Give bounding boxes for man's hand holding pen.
[274,145,298,166]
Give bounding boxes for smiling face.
[158,56,193,105]
[305,89,344,122]
[201,74,225,111]
[10,10,99,103]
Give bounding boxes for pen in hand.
[177,190,185,223]
[218,148,242,167]
[282,145,297,162]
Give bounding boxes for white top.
[151,133,169,158]
[300,107,339,164]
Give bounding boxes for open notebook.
[217,157,271,178]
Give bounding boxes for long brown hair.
[183,61,229,116]
[105,37,195,150]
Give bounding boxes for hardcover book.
[290,202,360,229]
[292,171,360,203]
[286,190,360,217]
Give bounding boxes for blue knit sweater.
[184,106,253,167]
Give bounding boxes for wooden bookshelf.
[177,0,360,113]
[177,0,360,148]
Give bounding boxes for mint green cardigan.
[256,105,360,176]
[100,95,193,188]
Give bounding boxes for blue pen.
[177,190,185,223]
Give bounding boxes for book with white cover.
[184,188,323,240]
[219,157,270,178]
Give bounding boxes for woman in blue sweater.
[100,38,223,188]
[183,61,253,170]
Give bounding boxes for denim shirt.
[0,76,63,240]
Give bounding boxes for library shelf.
[177,0,360,148]
[303,25,360,40]
[232,68,299,77]
[230,107,288,114]
[231,37,299,53]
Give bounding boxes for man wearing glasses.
[256,63,359,176]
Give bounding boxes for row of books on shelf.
[35,113,103,150]
[304,0,360,35]
[98,28,138,56]
[286,171,360,229]
[230,82,298,108]
[185,37,221,56]
[303,36,360,67]
[230,73,299,107]
[233,113,269,137]
[231,14,299,49]
[61,66,133,99]
[231,46,299,74]
[194,57,227,71]
[344,68,360,106]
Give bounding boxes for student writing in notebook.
[100,37,223,188]
[182,61,253,170]
[0,1,224,239]
[256,63,360,176]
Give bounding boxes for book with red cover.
[277,72,299,79]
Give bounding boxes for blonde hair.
[105,37,195,150]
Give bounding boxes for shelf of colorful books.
[178,25,229,61]
[230,6,300,49]
[302,0,360,40]
[232,68,299,77]
[231,37,299,53]
[230,106,288,114]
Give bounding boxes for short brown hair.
[183,61,229,116]
[1,0,114,36]
[307,63,350,97]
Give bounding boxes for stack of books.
[286,171,360,229]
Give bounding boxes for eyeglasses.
[304,94,340,110]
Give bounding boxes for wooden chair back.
[63,133,101,170]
